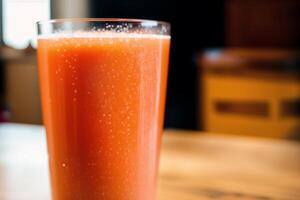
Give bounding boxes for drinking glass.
[37,18,170,200]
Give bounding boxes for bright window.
[3,0,51,49]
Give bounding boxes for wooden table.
[0,123,300,200]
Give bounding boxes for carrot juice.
[37,21,170,200]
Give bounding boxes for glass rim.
[37,18,171,27]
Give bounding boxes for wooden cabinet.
[4,53,42,124]
[198,49,300,138]
[226,0,300,47]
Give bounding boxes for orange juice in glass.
[37,19,170,200]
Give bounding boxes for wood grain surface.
[0,124,300,200]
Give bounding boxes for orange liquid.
[37,33,170,200]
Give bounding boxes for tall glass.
[37,19,170,200]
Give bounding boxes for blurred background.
[0,0,300,139]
